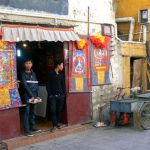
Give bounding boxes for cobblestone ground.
[15,126,150,150]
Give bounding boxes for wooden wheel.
[140,103,150,130]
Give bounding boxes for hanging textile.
[69,39,91,92]
[0,50,14,88]
[0,41,22,110]
[90,35,111,85]
[9,88,22,108]
[0,88,11,108]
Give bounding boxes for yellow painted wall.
[116,0,150,41]
[122,56,130,96]
[121,43,147,95]
[121,43,146,57]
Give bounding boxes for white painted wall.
[69,0,115,24]
[68,0,116,35]
[0,0,115,35]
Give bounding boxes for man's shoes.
[56,124,61,129]
[24,132,34,137]
[50,127,58,132]
[30,128,41,132]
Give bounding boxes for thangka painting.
[0,50,14,88]
[0,41,17,86]
[72,50,86,76]
[0,88,11,109]
[69,41,91,92]
[8,42,17,84]
[0,41,22,110]
[90,39,111,85]
[0,88,22,110]
[9,88,22,108]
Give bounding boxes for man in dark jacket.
[21,58,40,136]
[46,60,65,132]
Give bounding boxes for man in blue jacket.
[21,58,41,136]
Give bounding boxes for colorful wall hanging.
[69,40,91,92]
[72,50,86,76]
[0,41,22,110]
[9,88,22,108]
[0,88,11,108]
[90,35,111,85]
[0,50,14,88]
[0,41,17,85]
[8,42,17,84]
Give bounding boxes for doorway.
[16,41,66,132]
[130,57,143,89]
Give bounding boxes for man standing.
[47,60,65,132]
[21,58,41,136]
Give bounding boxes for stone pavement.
[15,126,150,150]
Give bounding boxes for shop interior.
[16,41,67,132]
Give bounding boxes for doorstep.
[4,124,88,150]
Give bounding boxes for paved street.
[15,126,150,150]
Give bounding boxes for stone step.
[4,124,88,150]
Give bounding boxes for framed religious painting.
[69,41,91,93]
[72,50,87,91]
[72,50,87,77]
[93,48,109,84]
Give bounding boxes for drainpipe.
[143,25,147,42]
[116,17,135,41]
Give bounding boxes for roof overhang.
[2,24,80,42]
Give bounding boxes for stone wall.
[92,37,123,123]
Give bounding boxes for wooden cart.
[110,93,150,129]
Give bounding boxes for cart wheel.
[140,103,150,130]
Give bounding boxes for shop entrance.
[16,41,66,132]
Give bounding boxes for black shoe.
[24,132,34,137]
[30,128,41,132]
[56,124,61,129]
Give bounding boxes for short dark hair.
[54,59,63,68]
[24,58,33,64]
